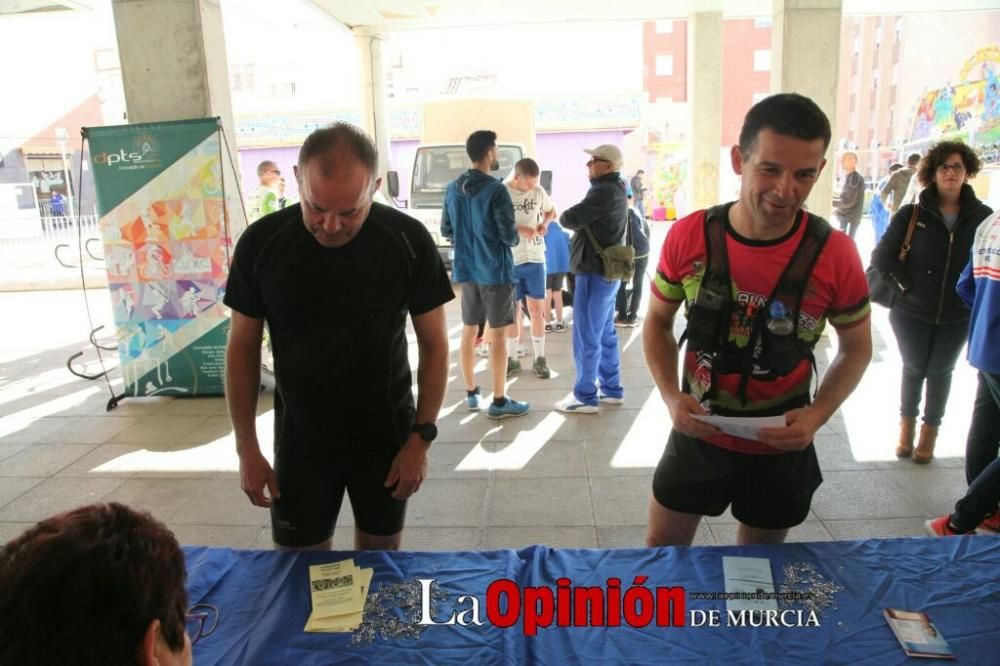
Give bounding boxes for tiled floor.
[0,224,985,551]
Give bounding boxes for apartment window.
[271,81,296,97]
[852,35,860,55]
[655,20,673,33]
[753,50,771,72]
[754,17,772,29]
[894,18,902,43]
[850,94,857,113]
[655,54,674,76]
[891,64,899,85]
[231,63,255,91]
[752,92,769,105]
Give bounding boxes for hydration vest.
[681,204,832,409]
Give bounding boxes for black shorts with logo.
[651,430,822,530]
[270,444,406,547]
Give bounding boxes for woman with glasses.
[872,141,992,463]
[0,503,205,666]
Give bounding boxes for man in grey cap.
[556,144,628,413]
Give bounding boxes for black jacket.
[872,183,992,323]
[627,207,650,257]
[559,173,628,274]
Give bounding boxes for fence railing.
[0,214,100,245]
[0,214,106,289]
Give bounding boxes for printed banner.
[85,118,231,396]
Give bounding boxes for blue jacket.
[869,175,890,225]
[957,211,1000,374]
[441,169,517,285]
[544,221,571,274]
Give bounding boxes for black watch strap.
[410,422,437,444]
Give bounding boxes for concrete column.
[354,27,392,185]
[110,0,245,229]
[771,0,843,218]
[687,12,723,211]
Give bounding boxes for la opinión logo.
[417,578,823,633]
[418,576,686,635]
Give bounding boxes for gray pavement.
[0,225,983,550]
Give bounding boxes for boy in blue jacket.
[544,220,571,332]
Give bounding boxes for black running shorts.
[651,430,822,530]
[270,444,406,547]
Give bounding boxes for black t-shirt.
[224,202,455,454]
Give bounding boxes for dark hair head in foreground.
[0,502,189,666]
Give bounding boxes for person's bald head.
[297,123,379,177]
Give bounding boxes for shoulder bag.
[582,219,635,282]
[866,205,919,308]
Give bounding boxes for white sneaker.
[556,397,598,414]
[475,343,491,358]
[599,394,625,405]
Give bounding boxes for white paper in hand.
[691,414,786,442]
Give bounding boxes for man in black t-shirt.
[224,123,454,550]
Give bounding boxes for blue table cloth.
[185,537,1000,665]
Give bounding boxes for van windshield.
[410,145,523,208]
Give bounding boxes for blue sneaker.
[487,397,530,419]
[466,387,481,411]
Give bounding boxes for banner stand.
[82,118,243,405]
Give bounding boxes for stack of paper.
[304,559,374,633]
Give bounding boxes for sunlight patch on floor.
[609,388,666,469]
[456,413,565,471]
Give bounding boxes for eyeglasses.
[936,162,965,174]
[185,603,219,646]
[266,169,281,176]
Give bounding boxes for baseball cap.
[583,144,623,169]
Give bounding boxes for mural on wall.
[645,141,688,221]
[910,45,1000,145]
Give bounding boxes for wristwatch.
[410,422,438,445]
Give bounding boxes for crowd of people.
[3,93,998,661]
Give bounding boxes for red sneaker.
[977,509,1000,534]
[924,516,969,537]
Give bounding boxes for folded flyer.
[883,608,955,659]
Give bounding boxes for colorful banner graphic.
[910,46,1000,145]
[85,118,231,397]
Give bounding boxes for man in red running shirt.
[644,94,872,546]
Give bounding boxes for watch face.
[414,423,437,443]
